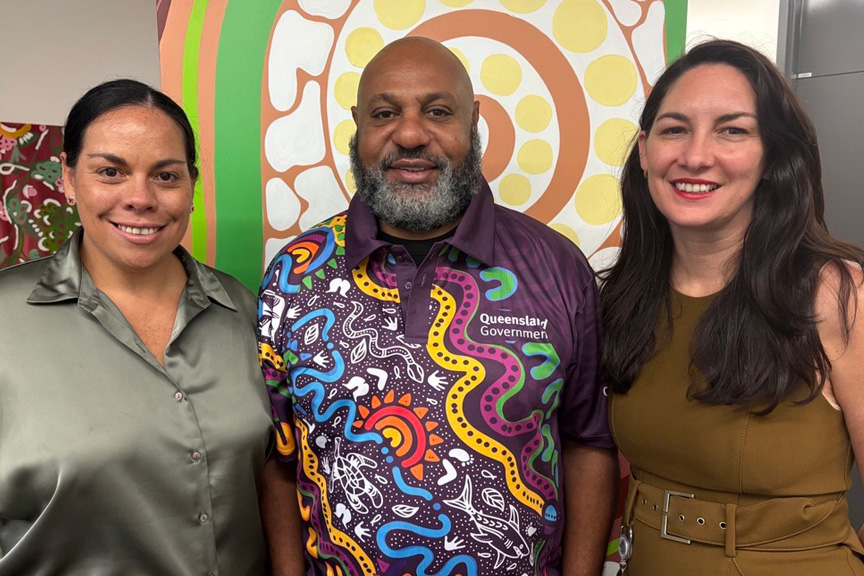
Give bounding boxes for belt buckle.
[661,489,694,544]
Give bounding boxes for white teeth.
[674,182,718,193]
[118,225,160,235]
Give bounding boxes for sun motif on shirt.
[353,390,442,481]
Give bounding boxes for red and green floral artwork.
[0,123,79,269]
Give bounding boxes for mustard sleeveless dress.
[610,291,864,575]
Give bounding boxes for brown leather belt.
[625,478,848,557]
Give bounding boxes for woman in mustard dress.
[601,40,864,575]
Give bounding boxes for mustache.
[378,149,448,170]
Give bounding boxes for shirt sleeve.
[558,276,616,449]
[257,278,299,463]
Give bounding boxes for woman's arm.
[816,263,864,542]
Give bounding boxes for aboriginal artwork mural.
[159,0,687,291]
[259,214,607,574]
[0,123,78,269]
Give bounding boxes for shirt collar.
[27,228,237,311]
[344,178,496,270]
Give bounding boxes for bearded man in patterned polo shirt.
[257,37,619,576]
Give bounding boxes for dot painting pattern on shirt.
[258,215,577,575]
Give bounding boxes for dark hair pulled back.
[63,79,198,180]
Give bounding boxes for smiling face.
[638,64,764,240]
[350,38,481,237]
[62,105,194,277]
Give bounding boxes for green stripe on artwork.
[182,0,210,262]
[663,0,688,63]
[213,0,282,291]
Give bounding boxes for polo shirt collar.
[27,229,237,311]
[344,178,496,270]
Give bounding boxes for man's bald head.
[357,37,475,115]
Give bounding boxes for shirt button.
[199,512,209,524]
[191,451,202,462]
[404,281,412,290]
[174,391,184,402]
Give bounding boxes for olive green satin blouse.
[0,232,272,575]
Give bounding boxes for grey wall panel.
[797,0,864,76]
[795,71,864,249]
[0,0,161,126]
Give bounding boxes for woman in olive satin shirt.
[0,80,271,575]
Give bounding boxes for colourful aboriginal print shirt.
[257,181,613,576]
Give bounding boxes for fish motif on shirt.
[443,475,531,569]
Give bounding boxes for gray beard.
[350,130,482,234]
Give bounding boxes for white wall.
[686,0,782,62]
[0,0,161,126]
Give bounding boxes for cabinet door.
[797,0,864,77]
[795,71,864,250]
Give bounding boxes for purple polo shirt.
[257,180,613,576]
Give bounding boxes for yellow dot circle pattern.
[334,72,361,110]
[374,0,426,30]
[594,118,638,166]
[585,55,637,106]
[333,120,356,155]
[517,139,554,175]
[480,54,522,96]
[448,46,471,74]
[345,169,357,193]
[550,222,580,246]
[498,174,532,206]
[553,0,608,54]
[344,27,384,68]
[575,174,622,225]
[500,0,548,14]
[440,0,473,6]
[515,95,553,133]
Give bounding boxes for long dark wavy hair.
[599,40,864,413]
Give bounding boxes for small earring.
[190,205,195,214]
[67,196,76,206]
[643,170,648,179]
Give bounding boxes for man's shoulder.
[491,204,594,280]
[492,204,584,251]
[267,213,348,268]
[260,211,350,295]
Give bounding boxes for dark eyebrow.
[87,153,128,166]
[152,159,187,170]
[367,93,395,106]
[717,112,757,123]
[366,91,457,107]
[422,92,456,104]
